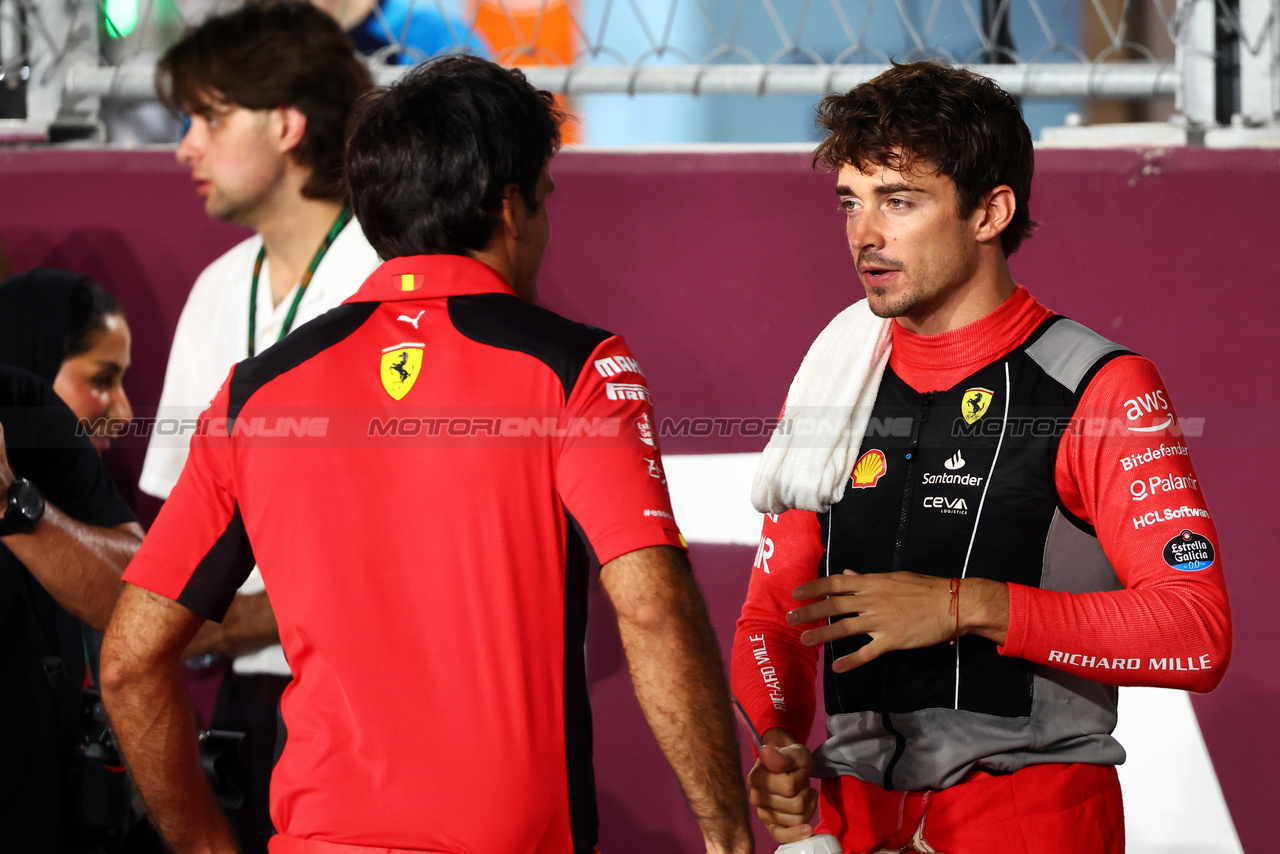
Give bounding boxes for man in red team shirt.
[732,62,1231,852]
[101,57,753,854]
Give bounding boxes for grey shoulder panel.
[1025,319,1128,393]
[1040,509,1122,594]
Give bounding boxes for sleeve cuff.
[998,582,1032,658]
[591,522,687,567]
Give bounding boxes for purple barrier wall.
[0,147,1275,852]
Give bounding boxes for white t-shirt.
[141,219,381,675]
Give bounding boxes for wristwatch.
[0,477,45,535]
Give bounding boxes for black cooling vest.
[812,315,1136,791]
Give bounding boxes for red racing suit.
[731,287,1231,853]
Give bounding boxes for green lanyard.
[248,206,353,357]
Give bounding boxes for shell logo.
[851,449,887,488]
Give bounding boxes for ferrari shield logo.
[961,387,994,424]
[381,343,424,400]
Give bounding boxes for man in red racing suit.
[731,62,1231,854]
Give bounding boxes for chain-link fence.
[0,0,1276,143]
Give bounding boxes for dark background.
[0,147,1274,852]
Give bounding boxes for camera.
[64,688,130,849]
[65,688,247,849]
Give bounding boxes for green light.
[105,0,138,38]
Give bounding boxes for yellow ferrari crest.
[381,343,424,400]
[961,387,994,424]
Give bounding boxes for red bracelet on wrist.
[948,577,962,645]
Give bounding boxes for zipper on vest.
[890,391,934,572]
[882,712,907,790]
[882,391,933,791]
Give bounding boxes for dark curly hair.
[157,0,373,202]
[345,55,564,259]
[814,61,1036,256]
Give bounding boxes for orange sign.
[470,0,581,143]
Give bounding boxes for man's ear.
[274,105,309,156]
[974,185,1016,245]
[500,184,528,241]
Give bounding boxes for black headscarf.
[0,267,94,384]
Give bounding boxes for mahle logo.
[381,342,424,400]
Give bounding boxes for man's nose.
[175,124,199,166]
[847,207,885,253]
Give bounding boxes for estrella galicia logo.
[1163,529,1215,572]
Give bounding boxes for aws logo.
[1125,388,1172,433]
[381,342,424,400]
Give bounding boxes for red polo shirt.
[125,255,685,852]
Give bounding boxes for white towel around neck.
[751,299,893,514]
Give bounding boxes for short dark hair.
[157,0,373,202]
[345,55,564,259]
[65,278,125,358]
[814,61,1036,256]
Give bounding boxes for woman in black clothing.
[0,267,134,454]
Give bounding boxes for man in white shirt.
[139,3,380,850]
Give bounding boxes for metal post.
[65,60,1181,100]
[1177,0,1219,125]
[1238,0,1279,123]
[2,0,100,141]
[0,0,30,120]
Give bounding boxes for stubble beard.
[865,280,927,319]
[856,248,919,319]
[862,236,976,324]
[203,164,284,228]
[205,188,256,227]
[862,265,931,320]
